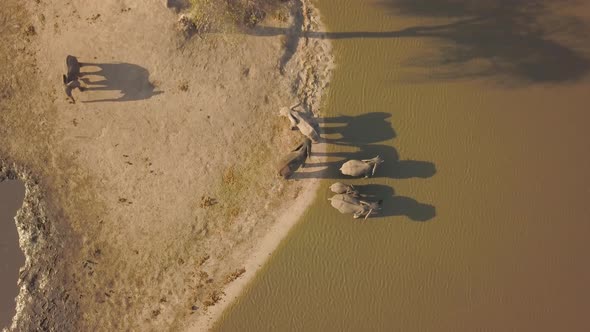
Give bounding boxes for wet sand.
[0,180,25,330]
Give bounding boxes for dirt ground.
[0,0,331,331]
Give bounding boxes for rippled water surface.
[217,1,590,331]
[0,180,25,329]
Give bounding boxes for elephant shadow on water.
[319,112,397,145]
[293,113,436,180]
[353,184,436,222]
[295,143,436,180]
[289,112,436,221]
[78,62,162,103]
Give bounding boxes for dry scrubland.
[0,0,331,330]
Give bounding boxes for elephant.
[340,156,384,178]
[329,182,360,197]
[328,194,382,220]
[63,55,86,103]
[279,103,320,142]
[278,138,312,179]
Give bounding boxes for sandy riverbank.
[1,0,332,330]
[186,142,328,331]
[187,1,334,330]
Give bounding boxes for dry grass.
[202,289,224,307]
[188,0,289,33]
[199,195,217,208]
[222,167,238,186]
[224,267,246,284]
[178,81,189,91]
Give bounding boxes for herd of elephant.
[63,55,384,219]
[278,103,384,220]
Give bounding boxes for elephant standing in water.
[329,194,382,220]
[340,156,384,178]
[329,182,360,197]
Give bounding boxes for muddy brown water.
[216,1,590,331]
[0,180,25,329]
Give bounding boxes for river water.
[217,1,590,331]
[0,179,25,329]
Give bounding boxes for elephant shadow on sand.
[79,62,162,103]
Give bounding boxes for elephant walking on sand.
[278,138,312,179]
[279,103,320,143]
[63,55,86,103]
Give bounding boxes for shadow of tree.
[244,0,590,84]
[79,62,163,103]
[377,0,590,83]
[278,1,304,74]
[353,184,436,221]
[166,0,189,12]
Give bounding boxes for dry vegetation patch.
[186,0,289,34]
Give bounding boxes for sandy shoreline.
[188,144,327,331]
[1,0,333,330]
[187,1,333,329]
